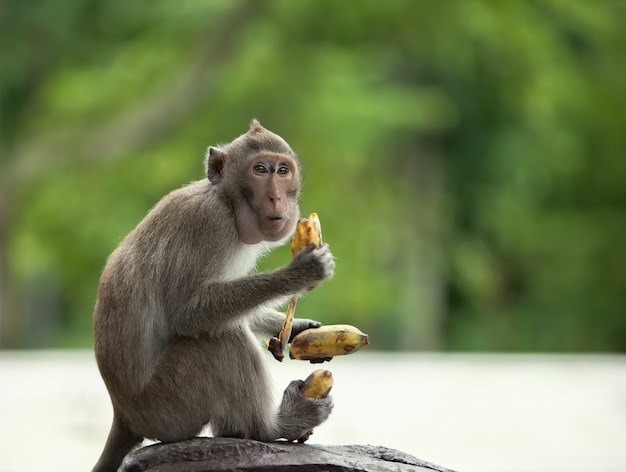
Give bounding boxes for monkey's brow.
[270,162,293,173]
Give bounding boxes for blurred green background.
[1,0,624,351]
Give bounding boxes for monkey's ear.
[206,146,226,184]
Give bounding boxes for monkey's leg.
[117,328,277,443]
[203,330,281,440]
[273,379,334,441]
[115,328,332,447]
[92,413,141,472]
[196,328,333,442]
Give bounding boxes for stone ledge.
[119,437,458,472]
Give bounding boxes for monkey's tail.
[92,413,141,472]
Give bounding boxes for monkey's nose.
[268,196,283,215]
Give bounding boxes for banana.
[290,213,323,256]
[289,324,370,361]
[268,213,324,362]
[288,369,334,443]
[300,369,333,399]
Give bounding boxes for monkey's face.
[206,120,303,245]
[239,152,300,243]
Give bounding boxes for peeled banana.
[289,324,370,361]
[291,212,324,291]
[291,213,323,256]
[300,369,334,399]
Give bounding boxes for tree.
[2,0,625,351]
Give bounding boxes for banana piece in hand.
[289,324,370,361]
[289,369,334,443]
[291,213,323,256]
[268,213,324,361]
[300,369,334,399]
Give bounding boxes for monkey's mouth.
[263,215,287,234]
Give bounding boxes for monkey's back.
[93,180,245,395]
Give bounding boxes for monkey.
[91,120,335,472]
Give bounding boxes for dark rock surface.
[119,437,458,472]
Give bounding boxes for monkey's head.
[206,120,302,245]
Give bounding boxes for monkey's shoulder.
[156,179,223,211]
[143,180,232,230]
[108,181,235,263]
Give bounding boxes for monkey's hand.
[278,380,334,442]
[287,243,335,291]
[289,319,321,341]
[289,319,333,364]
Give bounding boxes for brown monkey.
[92,120,334,472]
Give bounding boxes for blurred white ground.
[0,351,624,472]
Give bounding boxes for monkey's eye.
[253,164,268,175]
[277,165,290,175]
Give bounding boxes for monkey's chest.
[219,244,265,281]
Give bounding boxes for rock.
[119,437,458,472]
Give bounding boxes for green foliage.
[2,0,625,351]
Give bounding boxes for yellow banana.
[290,213,323,256]
[268,213,323,361]
[300,369,333,399]
[288,369,334,443]
[289,324,370,361]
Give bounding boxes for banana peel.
[266,297,297,362]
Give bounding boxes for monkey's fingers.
[289,320,321,342]
[309,357,333,364]
[266,336,284,362]
[296,430,313,444]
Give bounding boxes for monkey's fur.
[92,121,335,472]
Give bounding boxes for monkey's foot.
[296,429,313,443]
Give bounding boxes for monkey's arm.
[248,311,321,339]
[174,244,334,336]
[248,311,284,337]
